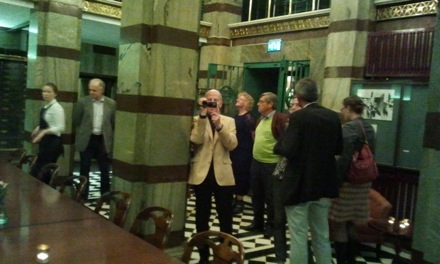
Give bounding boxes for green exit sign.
[268,39,282,52]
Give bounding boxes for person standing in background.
[329,95,376,264]
[188,89,237,264]
[244,92,288,243]
[31,83,65,184]
[230,92,255,215]
[274,77,343,264]
[271,96,302,264]
[74,78,116,199]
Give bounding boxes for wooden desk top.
[0,158,183,263]
[1,218,182,263]
[0,160,99,228]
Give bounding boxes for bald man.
[188,89,237,264]
[74,78,116,199]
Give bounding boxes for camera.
[202,101,217,108]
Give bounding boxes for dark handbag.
[346,120,378,184]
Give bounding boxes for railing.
[373,165,419,222]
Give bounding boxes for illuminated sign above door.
[268,39,282,52]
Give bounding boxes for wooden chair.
[129,206,175,249]
[50,175,88,202]
[36,163,59,184]
[181,230,245,264]
[17,154,37,170]
[7,148,26,164]
[94,191,131,228]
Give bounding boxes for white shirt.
[44,99,65,136]
[92,98,104,135]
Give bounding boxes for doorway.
[243,60,310,117]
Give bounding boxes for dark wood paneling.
[366,29,434,77]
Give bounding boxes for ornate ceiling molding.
[83,1,121,19]
[376,0,437,21]
[229,15,330,38]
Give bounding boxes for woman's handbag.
[346,120,379,184]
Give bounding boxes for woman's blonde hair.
[237,92,255,112]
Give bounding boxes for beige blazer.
[188,115,237,186]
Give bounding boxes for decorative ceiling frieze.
[83,1,121,19]
[229,15,330,38]
[376,0,437,21]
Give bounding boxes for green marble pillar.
[322,0,375,110]
[113,0,201,246]
[25,0,82,176]
[199,0,243,92]
[412,3,440,262]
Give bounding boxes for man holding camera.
[188,89,237,264]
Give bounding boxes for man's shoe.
[243,222,264,232]
[233,200,244,215]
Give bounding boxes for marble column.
[199,0,243,92]
[322,0,375,110]
[24,0,82,176]
[412,2,440,262]
[113,0,201,246]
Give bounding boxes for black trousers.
[193,164,234,261]
[250,159,276,228]
[80,135,110,197]
[273,176,288,262]
[31,135,63,184]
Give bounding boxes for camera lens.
[206,101,217,108]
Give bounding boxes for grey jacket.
[73,96,116,153]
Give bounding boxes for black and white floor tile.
[77,169,411,264]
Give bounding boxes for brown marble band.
[329,19,373,33]
[207,37,231,46]
[423,112,440,150]
[37,45,81,61]
[24,131,75,145]
[199,70,228,79]
[25,88,77,102]
[116,94,194,115]
[324,66,364,79]
[112,159,188,183]
[120,24,198,50]
[203,3,242,16]
[36,1,82,18]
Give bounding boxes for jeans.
[285,198,332,264]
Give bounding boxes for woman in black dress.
[230,92,255,214]
[30,83,65,184]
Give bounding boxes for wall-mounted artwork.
[357,89,394,121]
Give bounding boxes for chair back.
[94,191,131,227]
[7,149,26,164]
[51,175,88,202]
[130,206,174,249]
[36,163,59,183]
[181,230,245,264]
[17,154,37,169]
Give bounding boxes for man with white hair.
[188,89,238,264]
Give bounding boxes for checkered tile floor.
[77,169,411,264]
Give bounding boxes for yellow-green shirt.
[253,117,281,163]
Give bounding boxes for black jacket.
[274,103,343,206]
